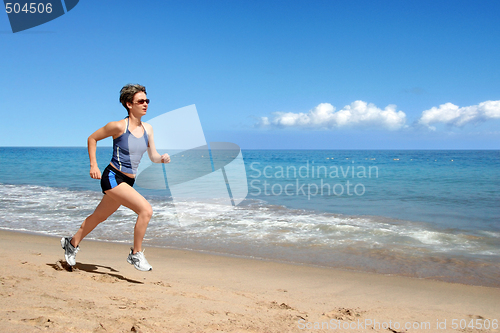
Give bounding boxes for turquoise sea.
[1,147,499,287]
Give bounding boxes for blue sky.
[1,0,499,149]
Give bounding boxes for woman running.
[61,84,170,271]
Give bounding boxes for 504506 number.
[451,319,498,330]
[5,3,53,14]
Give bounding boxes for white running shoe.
[61,237,80,266]
[127,248,152,271]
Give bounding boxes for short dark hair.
[119,84,146,112]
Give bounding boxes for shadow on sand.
[47,260,144,284]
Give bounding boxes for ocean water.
[1,147,499,287]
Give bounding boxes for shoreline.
[3,227,500,289]
[1,229,499,332]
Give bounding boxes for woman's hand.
[161,153,171,164]
[90,165,101,179]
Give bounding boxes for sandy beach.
[0,229,498,333]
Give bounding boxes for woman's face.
[127,92,148,117]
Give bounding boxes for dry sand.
[0,229,498,333]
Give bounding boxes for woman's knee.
[139,204,153,220]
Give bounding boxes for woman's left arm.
[144,123,171,164]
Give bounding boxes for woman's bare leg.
[71,194,121,247]
[103,183,153,253]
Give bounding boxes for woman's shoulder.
[142,122,153,133]
[102,119,127,137]
[106,118,127,130]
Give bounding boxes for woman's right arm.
[88,121,124,179]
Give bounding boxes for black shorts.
[101,164,135,194]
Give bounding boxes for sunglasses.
[135,99,150,104]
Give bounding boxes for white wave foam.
[1,184,499,258]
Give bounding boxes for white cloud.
[257,101,407,130]
[418,100,500,130]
